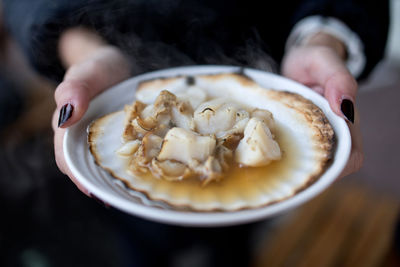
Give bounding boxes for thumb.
[308,50,358,123]
[54,46,132,128]
[322,71,358,123]
[54,79,92,128]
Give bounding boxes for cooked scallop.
[88,73,335,211]
[171,103,195,131]
[235,117,281,167]
[194,99,240,135]
[151,158,192,181]
[116,140,141,157]
[251,108,276,134]
[176,86,207,109]
[127,133,163,174]
[158,127,216,165]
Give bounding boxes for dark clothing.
[113,211,260,267]
[3,0,389,82]
[0,72,23,129]
[1,1,390,266]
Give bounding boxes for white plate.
[64,65,351,227]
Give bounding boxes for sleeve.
[3,0,82,82]
[289,0,389,79]
[286,16,366,78]
[2,0,133,82]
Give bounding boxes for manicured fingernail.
[341,99,354,123]
[89,193,110,208]
[58,103,74,127]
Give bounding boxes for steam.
[71,1,277,75]
[0,1,279,207]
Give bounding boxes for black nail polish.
[58,103,74,127]
[89,193,110,208]
[341,99,354,123]
[186,76,196,86]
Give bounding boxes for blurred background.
[1,1,399,267]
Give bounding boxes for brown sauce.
[129,123,302,208]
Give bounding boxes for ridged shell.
[88,73,335,211]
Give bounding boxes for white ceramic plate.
[64,65,351,227]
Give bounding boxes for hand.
[281,33,363,178]
[52,28,131,195]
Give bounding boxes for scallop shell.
[88,73,335,211]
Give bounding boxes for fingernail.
[341,99,354,123]
[58,103,74,127]
[89,193,110,208]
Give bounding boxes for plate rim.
[64,65,351,227]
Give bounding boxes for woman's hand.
[53,28,131,195]
[281,32,363,178]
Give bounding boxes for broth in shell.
[88,73,335,211]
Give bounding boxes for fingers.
[282,46,358,123]
[52,111,90,196]
[339,109,364,178]
[54,29,131,196]
[311,85,324,96]
[55,79,91,128]
[310,52,362,177]
[55,46,131,128]
[308,48,358,122]
[322,71,357,123]
[282,44,362,178]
